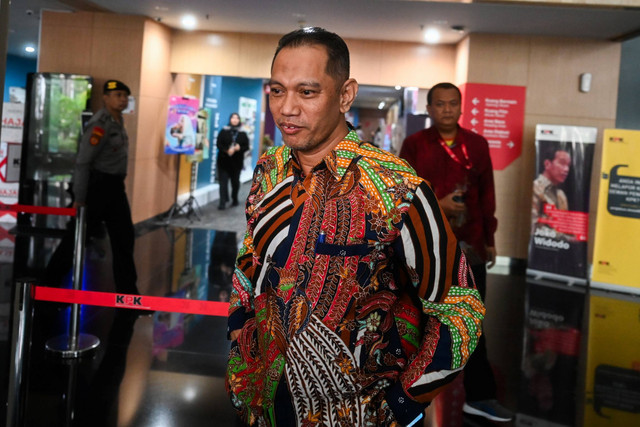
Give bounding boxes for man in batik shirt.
[227,27,485,427]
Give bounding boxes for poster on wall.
[238,96,257,174]
[0,102,24,219]
[517,281,585,427]
[527,124,596,282]
[584,293,640,426]
[591,129,640,294]
[1,102,24,143]
[204,76,222,184]
[165,96,199,155]
[459,83,526,170]
[186,108,212,163]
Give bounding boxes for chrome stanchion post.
[6,281,33,427]
[68,205,86,349]
[46,205,100,357]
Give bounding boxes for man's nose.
[279,93,299,116]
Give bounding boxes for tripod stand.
[180,161,202,221]
[165,158,202,223]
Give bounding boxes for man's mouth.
[280,123,302,134]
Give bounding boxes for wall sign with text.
[459,83,527,170]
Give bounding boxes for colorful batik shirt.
[227,129,485,426]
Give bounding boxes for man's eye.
[270,88,282,95]
[301,89,315,96]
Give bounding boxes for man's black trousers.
[45,171,138,295]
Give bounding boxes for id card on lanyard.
[438,134,473,171]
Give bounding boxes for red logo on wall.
[459,83,526,170]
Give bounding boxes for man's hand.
[438,190,466,218]
[229,329,241,341]
[486,246,497,269]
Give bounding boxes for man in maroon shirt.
[400,82,512,423]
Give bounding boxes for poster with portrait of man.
[527,125,596,281]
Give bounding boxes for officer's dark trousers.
[218,166,241,206]
[463,263,498,401]
[45,171,138,295]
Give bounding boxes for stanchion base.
[45,333,100,358]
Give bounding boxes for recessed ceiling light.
[378,101,386,110]
[25,45,36,53]
[424,28,441,44]
[181,14,197,30]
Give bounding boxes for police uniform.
[46,80,138,296]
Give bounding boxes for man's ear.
[339,78,358,114]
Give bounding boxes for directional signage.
[459,83,527,170]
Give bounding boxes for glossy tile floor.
[1,186,639,426]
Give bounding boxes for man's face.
[544,150,571,185]
[268,45,351,154]
[103,90,129,113]
[426,88,461,132]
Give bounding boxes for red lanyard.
[438,136,472,170]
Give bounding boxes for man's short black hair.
[541,145,570,163]
[272,27,350,85]
[427,82,461,105]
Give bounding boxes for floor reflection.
[0,204,639,426]
[3,223,240,426]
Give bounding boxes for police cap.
[103,80,131,95]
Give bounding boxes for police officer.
[46,79,139,297]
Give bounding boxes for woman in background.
[216,112,249,210]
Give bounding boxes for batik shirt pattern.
[227,130,485,426]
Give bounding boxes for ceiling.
[5,0,640,109]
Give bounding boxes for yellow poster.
[591,129,640,293]
[584,294,640,426]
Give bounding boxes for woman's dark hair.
[272,27,349,85]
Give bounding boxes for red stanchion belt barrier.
[33,286,229,317]
[0,203,77,216]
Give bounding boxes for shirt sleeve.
[477,136,498,248]
[238,131,250,154]
[385,181,485,414]
[227,232,256,339]
[227,170,261,339]
[73,122,106,203]
[217,129,230,152]
[398,135,415,167]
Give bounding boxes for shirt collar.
[324,129,362,181]
[285,128,363,182]
[427,124,462,143]
[538,173,554,190]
